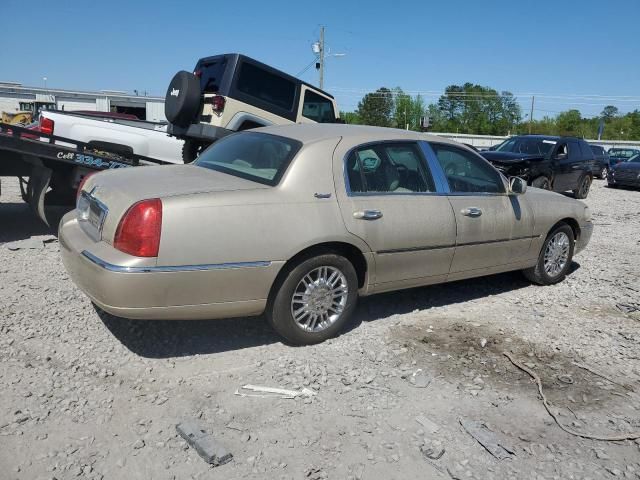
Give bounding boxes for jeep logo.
[170,88,180,97]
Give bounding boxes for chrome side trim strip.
[81,250,271,273]
[375,235,540,255]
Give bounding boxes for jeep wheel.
[573,175,591,199]
[182,139,206,163]
[532,176,551,190]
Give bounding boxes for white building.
[0,81,166,122]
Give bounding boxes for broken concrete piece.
[176,420,232,466]
[234,384,316,399]
[409,369,431,388]
[459,418,515,460]
[415,415,440,433]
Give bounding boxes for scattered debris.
[503,351,640,441]
[409,369,432,388]
[420,443,445,460]
[616,303,639,314]
[557,374,574,384]
[479,338,488,348]
[176,420,233,466]
[415,415,440,433]
[459,418,515,460]
[234,384,317,399]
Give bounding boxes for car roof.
[252,123,463,147]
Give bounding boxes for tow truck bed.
[0,122,168,224]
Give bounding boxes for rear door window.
[346,143,435,194]
[302,90,336,123]
[579,141,594,160]
[236,62,296,111]
[568,140,581,160]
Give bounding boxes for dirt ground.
[1,176,639,480]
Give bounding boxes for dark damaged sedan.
[482,135,593,199]
[608,153,640,189]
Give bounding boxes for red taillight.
[40,116,54,135]
[76,172,96,200]
[210,95,225,113]
[114,199,162,257]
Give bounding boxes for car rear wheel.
[267,254,358,345]
[522,224,574,285]
[532,176,551,190]
[573,175,591,199]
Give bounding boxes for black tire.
[267,254,358,345]
[531,176,551,190]
[164,71,201,127]
[181,139,206,163]
[522,223,574,285]
[573,174,591,199]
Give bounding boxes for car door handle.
[461,207,482,217]
[353,210,383,220]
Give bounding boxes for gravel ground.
[1,176,639,480]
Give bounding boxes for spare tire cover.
[164,71,201,127]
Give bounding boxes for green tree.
[356,87,394,127]
[601,105,619,120]
[340,111,361,125]
[556,109,582,136]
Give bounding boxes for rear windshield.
[194,132,302,186]
[495,137,556,155]
[609,149,639,158]
[195,58,228,93]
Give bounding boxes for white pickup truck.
[40,110,184,164]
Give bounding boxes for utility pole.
[529,95,535,134]
[318,26,325,89]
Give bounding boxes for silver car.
[59,124,593,345]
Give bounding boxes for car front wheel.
[532,176,551,190]
[600,166,608,179]
[267,254,358,345]
[522,224,575,285]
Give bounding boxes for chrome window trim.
[342,140,446,198]
[81,250,271,273]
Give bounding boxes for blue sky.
[1,0,639,119]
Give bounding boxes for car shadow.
[346,263,581,331]
[0,201,67,243]
[98,263,581,358]
[96,307,282,359]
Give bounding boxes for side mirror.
[554,153,567,161]
[509,176,527,195]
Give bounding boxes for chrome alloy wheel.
[543,232,570,277]
[290,266,348,332]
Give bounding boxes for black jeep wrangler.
[481,135,594,199]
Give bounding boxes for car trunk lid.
[78,165,268,244]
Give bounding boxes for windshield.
[495,137,556,155]
[194,132,302,186]
[609,149,639,158]
[628,154,640,163]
